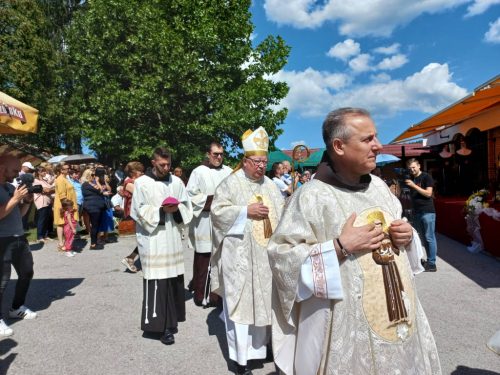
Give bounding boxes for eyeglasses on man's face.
[211,152,223,157]
[246,157,269,167]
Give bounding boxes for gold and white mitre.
[242,126,269,156]
[233,126,269,173]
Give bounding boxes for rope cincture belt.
[144,280,158,324]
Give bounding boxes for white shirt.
[281,173,292,185]
[111,193,124,210]
[272,177,288,198]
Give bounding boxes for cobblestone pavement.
[0,233,499,374]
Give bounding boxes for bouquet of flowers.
[464,189,489,215]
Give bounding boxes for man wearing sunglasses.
[210,127,285,375]
[186,142,232,307]
[0,155,37,337]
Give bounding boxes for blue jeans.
[36,206,51,240]
[414,212,437,265]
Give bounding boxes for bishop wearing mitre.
[210,127,285,375]
[267,108,441,375]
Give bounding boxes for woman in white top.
[33,166,55,243]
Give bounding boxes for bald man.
[0,155,37,337]
[281,160,292,185]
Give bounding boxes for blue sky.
[249,0,500,149]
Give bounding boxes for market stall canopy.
[48,155,69,163]
[61,154,97,164]
[266,150,293,171]
[0,139,51,166]
[302,147,326,167]
[391,74,500,144]
[376,154,400,167]
[0,91,38,134]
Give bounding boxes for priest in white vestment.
[211,127,285,375]
[131,147,192,346]
[268,108,441,375]
[187,141,232,306]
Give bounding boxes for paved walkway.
[0,233,499,374]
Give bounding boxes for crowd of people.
[0,107,447,374]
[22,162,127,254]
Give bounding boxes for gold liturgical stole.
[249,194,278,247]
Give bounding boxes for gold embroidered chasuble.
[210,169,285,326]
[268,177,441,375]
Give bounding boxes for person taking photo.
[0,155,37,337]
[405,158,438,272]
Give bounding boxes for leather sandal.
[121,258,137,272]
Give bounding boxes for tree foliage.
[67,0,290,167]
[0,0,84,153]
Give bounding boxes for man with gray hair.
[111,186,125,219]
[268,108,440,374]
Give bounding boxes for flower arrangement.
[464,189,489,215]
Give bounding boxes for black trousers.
[87,211,102,245]
[192,252,218,303]
[0,236,34,319]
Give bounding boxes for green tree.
[67,0,290,167]
[0,0,84,154]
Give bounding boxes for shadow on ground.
[29,242,44,252]
[1,278,84,327]
[0,338,18,374]
[207,307,233,373]
[435,234,500,289]
[451,365,500,374]
[205,307,277,375]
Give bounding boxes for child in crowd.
[61,199,78,257]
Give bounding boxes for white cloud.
[349,54,375,73]
[378,54,409,70]
[326,39,360,60]
[263,0,470,37]
[371,73,392,82]
[250,32,258,40]
[373,43,400,55]
[465,0,500,17]
[333,63,467,116]
[269,68,352,116]
[269,63,467,118]
[291,140,307,148]
[485,17,500,43]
